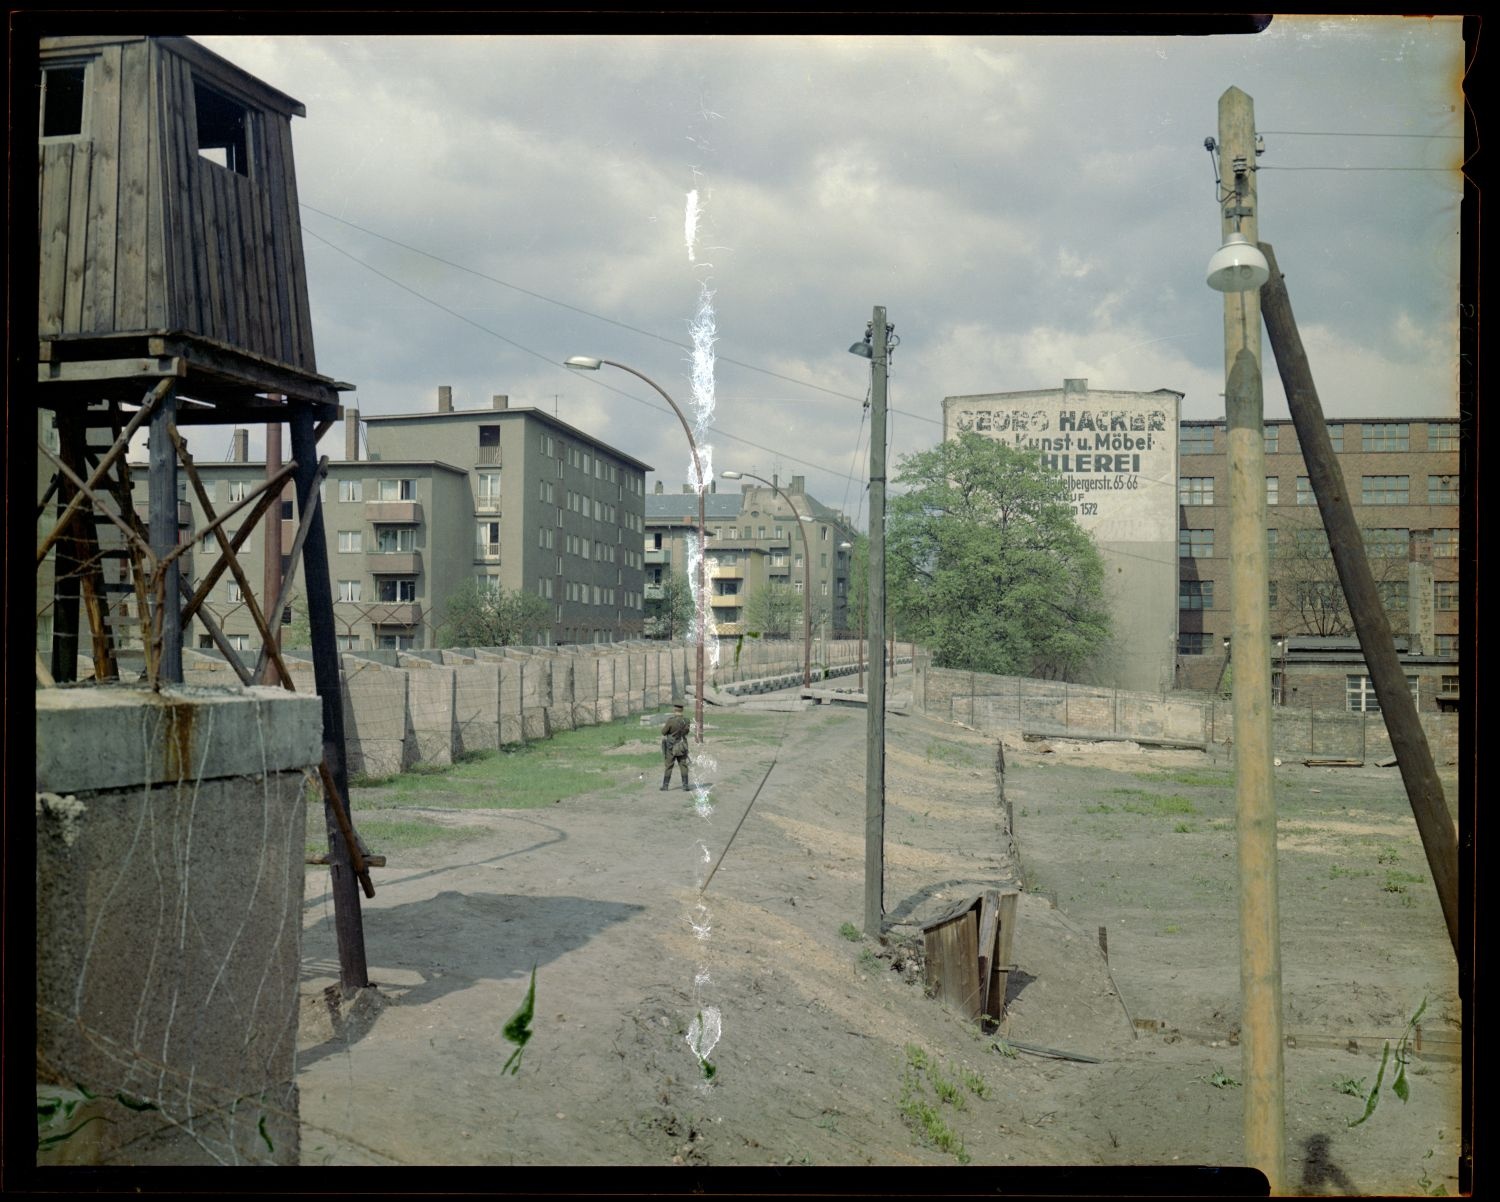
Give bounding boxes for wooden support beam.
[179,576,254,685]
[39,357,186,384]
[177,465,297,624]
[253,457,327,684]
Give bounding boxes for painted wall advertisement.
[943,391,1180,544]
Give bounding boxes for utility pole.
[261,418,283,684]
[864,307,888,936]
[1217,86,1284,1193]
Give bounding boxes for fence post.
[1064,681,1070,732]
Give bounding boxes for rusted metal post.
[1259,241,1458,956]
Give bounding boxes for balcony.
[644,583,665,600]
[710,592,744,607]
[365,501,423,524]
[711,565,744,580]
[645,548,671,565]
[368,550,422,575]
[368,603,422,627]
[476,445,502,466]
[475,542,502,563]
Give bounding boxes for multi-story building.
[111,388,650,653]
[645,475,859,638]
[1176,416,1460,709]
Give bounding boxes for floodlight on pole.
[1207,232,1270,292]
[566,354,706,742]
[721,469,815,688]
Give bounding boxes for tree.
[281,586,312,650]
[1271,512,1409,637]
[644,571,694,639]
[887,432,1110,679]
[744,580,828,640]
[437,581,552,648]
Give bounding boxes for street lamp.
[721,470,814,689]
[566,355,706,743]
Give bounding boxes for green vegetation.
[1172,822,1194,834]
[1117,794,1196,817]
[437,580,552,648]
[1133,769,1234,788]
[305,814,480,858]
[1197,1067,1241,1089]
[897,1044,987,1164]
[887,432,1110,679]
[1348,998,1427,1127]
[1384,870,1426,894]
[839,922,863,942]
[1333,1076,1368,1098]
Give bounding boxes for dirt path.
[296,697,1463,1189]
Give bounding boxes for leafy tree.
[744,580,828,640]
[887,432,1110,679]
[644,571,695,639]
[437,580,552,648]
[280,586,312,650]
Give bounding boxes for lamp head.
[848,340,873,359]
[720,471,743,480]
[564,356,602,370]
[1206,233,1270,292]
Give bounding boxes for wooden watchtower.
[36,35,370,989]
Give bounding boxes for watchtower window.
[194,82,249,175]
[40,65,86,138]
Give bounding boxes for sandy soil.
[296,690,1464,1191]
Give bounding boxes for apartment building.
[644,475,859,638]
[101,389,650,654]
[1176,416,1461,710]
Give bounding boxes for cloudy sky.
[186,16,1464,527]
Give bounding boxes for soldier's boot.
[681,772,691,792]
[660,771,672,791]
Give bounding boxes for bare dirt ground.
[296,687,1464,1192]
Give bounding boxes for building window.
[1432,529,1458,558]
[1440,674,1459,694]
[1295,528,1330,556]
[228,480,249,502]
[379,479,417,502]
[1179,580,1214,610]
[1177,632,1212,656]
[1428,422,1459,451]
[338,579,362,602]
[479,425,500,447]
[1179,529,1213,558]
[1266,528,1279,558]
[202,530,218,553]
[1361,476,1409,505]
[378,578,416,603]
[1294,476,1316,506]
[1266,476,1279,506]
[1263,425,1280,453]
[280,499,295,520]
[1347,674,1418,713]
[1427,475,1458,504]
[1435,581,1458,612]
[40,64,87,138]
[338,530,362,554]
[1435,634,1458,658]
[194,81,249,176]
[1326,424,1344,453]
[376,633,415,650]
[1377,580,1408,612]
[1365,528,1408,558]
[1268,580,1279,608]
[1179,477,1214,505]
[337,635,361,651]
[1181,425,1216,455]
[340,479,362,503]
[1362,423,1410,452]
[227,582,243,603]
[477,471,501,506]
[376,527,415,553]
[539,480,555,504]
[478,521,500,559]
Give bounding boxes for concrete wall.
[399,653,457,765]
[36,685,320,1166]
[915,658,1459,766]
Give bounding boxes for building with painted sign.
[943,378,1182,693]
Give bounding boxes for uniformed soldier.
[660,702,691,791]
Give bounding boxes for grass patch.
[897,1045,974,1164]
[1330,864,1372,880]
[1172,822,1194,834]
[1383,870,1426,894]
[839,922,863,942]
[1083,803,1114,814]
[305,814,477,857]
[1135,769,1234,788]
[924,740,976,767]
[1119,794,1197,817]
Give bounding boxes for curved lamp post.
[721,470,813,688]
[566,356,705,742]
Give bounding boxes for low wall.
[36,685,319,1165]
[915,658,1460,766]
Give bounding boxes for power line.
[1259,165,1454,172]
[300,204,866,404]
[301,225,862,485]
[1258,129,1461,138]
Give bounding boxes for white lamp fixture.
[1206,232,1270,292]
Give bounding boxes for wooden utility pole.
[1218,86,1284,1193]
[864,307,888,936]
[1259,242,1459,953]
[150,390,183,683]
[261,419,284,684]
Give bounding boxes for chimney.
[654,481,664,494]
[492,394,509,410]
[344,408,360,460]
[231,429,249,463]
[438,385,453,413]
[1064,378,1088,395]
[709,480,716,493]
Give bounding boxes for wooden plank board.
[39,144,74,334]
[114,37,151,331]
[250,110,284,360]
[990,889,1020,1019]
[144,39,169,329]
[174,55,211,335]
[40,357,186,383]
[64,141,94,333]
[924,908,982,1020]
[272,113,317,369]
[199,157,226,343]
[82,43,123,335]
[261,110,297,365]
[233,165,266,354]
[976,889,1000,1021]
